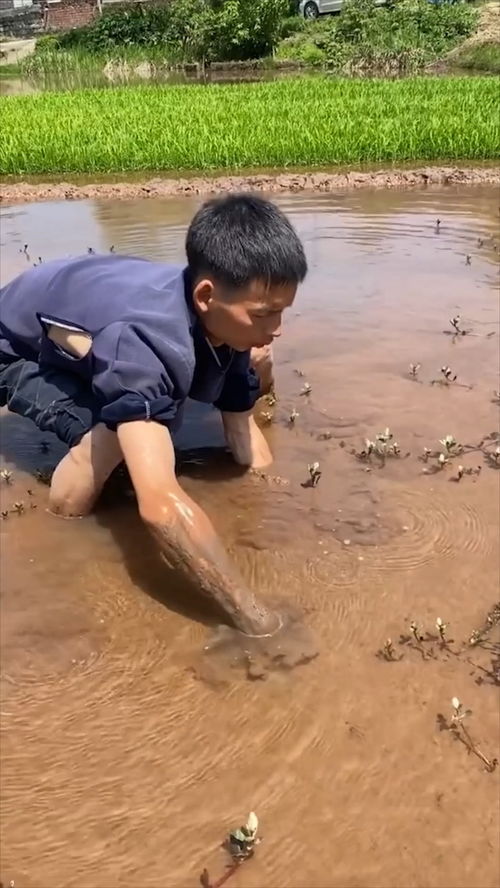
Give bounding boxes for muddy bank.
[1,165,500,205]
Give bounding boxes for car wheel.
[303,1,319,18]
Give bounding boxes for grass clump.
[452,40,500,74]
[0,75,498,175]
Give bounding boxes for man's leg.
[0,357,122,516]
[49,424,122,517]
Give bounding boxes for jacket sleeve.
[92,321,187,426]
[213,349,261,413]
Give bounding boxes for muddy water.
[1,187,499,888]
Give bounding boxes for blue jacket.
[0,254,260,429]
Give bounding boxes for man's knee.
[250,344,274,396]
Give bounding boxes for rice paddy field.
[1,75,498,175]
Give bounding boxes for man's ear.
[192,279,215,317]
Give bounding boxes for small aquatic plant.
[376,638,403,662]
[439,434,458,454]
[436,617,448,642]
[200,812,260,888]
[300,382,312,396]
[260,411,273,424]
[441,366,457,382]
[34,468,53,485]
[0,469,13,484]
[450,315,463,334]
[409,362,421,378]
[410,621,424,643]
[11,502,25,515]
[445,697,498,773]
[264,389,277,407]
[288,408,299,425]
[307,462,322,487]
[465,254,472,265]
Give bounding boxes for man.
[0,194,307,639]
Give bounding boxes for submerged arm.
[221,410,273,469]
[117,420,277,635]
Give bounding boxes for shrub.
[57,0,288,63]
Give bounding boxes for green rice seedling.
[1,76,498,175]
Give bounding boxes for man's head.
[185,193,307,351]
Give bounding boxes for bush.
[280,14,307,39]
[276,0,479,72]
[57,0,288,63]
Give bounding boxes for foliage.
[55,0,288,63]
[1,76,498,175]
[452,40,500,74]
[277,0,479,73]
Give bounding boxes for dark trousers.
[0,356,102,449]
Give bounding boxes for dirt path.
[1,165,500,205]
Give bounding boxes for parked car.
[299,0,385,18]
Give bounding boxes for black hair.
[185,193,307,289]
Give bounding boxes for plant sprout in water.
[441,366,457,383]
[0,469,13,484]
[439,435,457,454]
[200,812,260,888]
[447,698,497,773]
[300,382,312,396]
[307,462,322,487]
[264,389,278,407]
[436,617,448,642]
[288,408,299,425]
[260,411,273,424]
[409,363,421,378]
[410,621,424,643]
[465,254,472,265]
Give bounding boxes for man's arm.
[221,410,273,469]
[117,420,278,636]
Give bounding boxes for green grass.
[0,76,498,175]
[452,41,500,74]
[0,62,22,78]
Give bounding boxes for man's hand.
[221,410,273,469]
[117,420,278,636]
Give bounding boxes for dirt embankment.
[1,166,500,205]
[447,0,500,57]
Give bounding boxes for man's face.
[192,278,297,351]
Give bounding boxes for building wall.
[44,0,98,31]
[0,0,98,36]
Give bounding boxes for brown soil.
[1,186,499,888]
[1,165,500,205]
[447,0,500,55]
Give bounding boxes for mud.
[1,186,499,888]
[1,165,500,205]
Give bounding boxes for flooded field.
[1,186,499,888]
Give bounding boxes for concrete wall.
[0,4,43,37]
